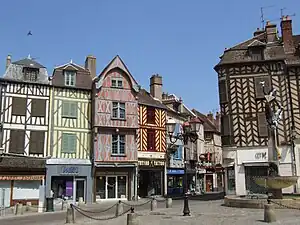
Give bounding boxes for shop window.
[112,102,126,119]
[51,176,74,200]
[147,129,155,151]
[95,176,106,200]
[112,134,125,155]
[117,176,127,198]
[227,167,236,193]
[147,107,156,124]
[62,101,77,118]
[61,133,77,153]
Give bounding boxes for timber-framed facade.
[215,16,300,195]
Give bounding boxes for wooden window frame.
[111,134,126,155]
[61,133,77,153]
[112,102,126,120]
[250,48,264,61]
[147,107,156,124]
[147,129,156,151]
[9,130,25,154]
[64,70,76,87]
[23,67,39,82]
[29,131,45,155]
[218,79,228,104]
[31,99,46,117]
[11,97,27,116]
[111,78,123,88]
[62,101,77,118]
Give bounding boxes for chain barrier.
[269,199,300,210]
[71,204,133,221]
[71,202,119,214]
[0,206,12,212]
[120,199,152,207]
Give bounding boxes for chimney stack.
[150,74,163,101]
[253,28,264,37]
[215,112,221,132]
[281,16,294,54]
[85,55,96,78]
[265,21,278,43]
[6,55,11,70]
[207,112,214,122]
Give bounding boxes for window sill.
[111,86,124,89]
[111,117,126,121]
[111,154,126,157]
[62,116,77,119]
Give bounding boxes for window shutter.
[221,115,231,136]
[31,99,46,117]
[29,131,45,154]
[218,80,228,103]
[258,112,268,137]
[12,97,27,116]
[255,76,271,99]
[9,130,25,154]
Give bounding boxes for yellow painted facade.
[48,87,91,159]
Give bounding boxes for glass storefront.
[227,167,236,194]
[95,175,127,200]
[167,175,183,196]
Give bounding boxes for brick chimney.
[85,55,96,78]
[6,55,11,70]
[281,16,294,54]
[265,21,278,43]
[253,28,264,37]
[207,112,214,123]
[150,74,163,101]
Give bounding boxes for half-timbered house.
[93,56,139,201]
[45,56,95,203]
[0,55,50,207]
[137,75,168,197]
[214,16,300,195]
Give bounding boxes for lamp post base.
[183,194,190,216]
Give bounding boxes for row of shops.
[0,156,225,207]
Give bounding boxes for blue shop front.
[167,169,184,196]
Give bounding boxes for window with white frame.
[64,70,76,86]
[111,78,123,88]
[112,134,125,155]
[112,102,125,119]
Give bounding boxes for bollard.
[127,208,139,225]
[115,200,124,217]
[264,203,276,223]
[26,202,32,212]
[13,204,18,215]
[166,198,172,208]
[66,205,75,224]
[78,197,84,206]
[61,200,67,211]
[15,203,23,215]
[150,199,157,211]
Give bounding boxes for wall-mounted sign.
[167,169,184,175]
[138,160,165,167]
[60,166,79,175]
[237,149,268,164]
[0,175,44,180]
[255,152,267,160]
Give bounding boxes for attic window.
[250,48,264,60]
[23,67,39,82]
[64,70,76,87]
[111,78,123,88]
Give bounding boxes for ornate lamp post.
[166,117,201,216]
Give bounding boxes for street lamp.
[166,117,202,216]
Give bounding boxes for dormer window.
[111,78,123,88]
[64,70,76,87]
[23,67,39,82]
[249,48,264,61]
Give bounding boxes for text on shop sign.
[0,175,44,180]
[255,152,267,160]
[61,166,79,175]
[138,160,165,167]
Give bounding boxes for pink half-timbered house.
[93,56,139,201]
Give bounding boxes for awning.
[243,162,269,167]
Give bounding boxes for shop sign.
[0,175,44,180]
[237,149,268,164]
[138,160,165,167]
[167,169,184,175]
[255,152,267,160]
[60,166,79,175]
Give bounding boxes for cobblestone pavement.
[2,199,300,225]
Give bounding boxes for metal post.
[183,139,190,216]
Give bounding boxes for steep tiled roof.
[13,58,45,69]
[137,89,168,110]
[192,109,219,133]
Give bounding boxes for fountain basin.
[254,176,298,189]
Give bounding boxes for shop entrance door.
[75,179,86,202]
[107,176,116,199]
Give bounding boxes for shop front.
[138,159,166,197]
[167,169,184,196]
[94,164,136,201]
[0,156,46,206]
[46,159,93,203]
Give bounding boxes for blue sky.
[1,0,299,114]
